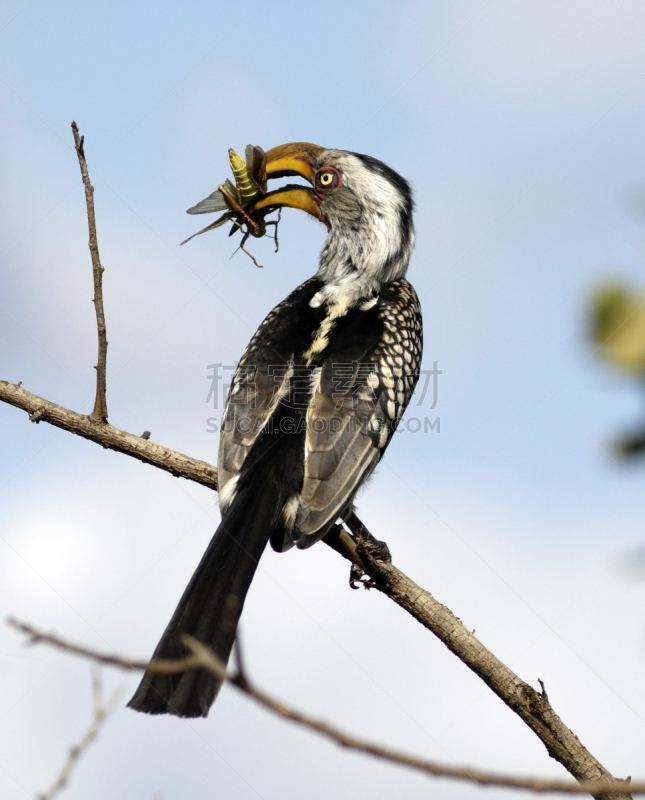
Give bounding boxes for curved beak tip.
[246,142,327,224]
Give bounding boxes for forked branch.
[9,619,638,798]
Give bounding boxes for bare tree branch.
[0,124,634,799]
[36,666,123,800]
[9,619,637,797]
[0,380,219,490]
[71,121,108,423]
[344,516,632,799]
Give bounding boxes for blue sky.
[2,2,645,798]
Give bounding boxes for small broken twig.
[71,121,108,423]
[0,380,219,489]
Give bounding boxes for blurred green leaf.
[614,430,645,459]
[590,285,645,372]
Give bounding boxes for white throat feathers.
[314,150,415,306]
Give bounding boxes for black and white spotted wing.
[217,277,325,502]
[217,278,423,549]
[296,279,422,544]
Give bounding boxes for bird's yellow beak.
[247,142,325,223]
[264,142,323,182]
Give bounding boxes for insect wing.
[245,144,267,188]
[181,211,234,245]
[186,188,229,215]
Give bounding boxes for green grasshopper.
[229,147,263,204]
[181,145,280,267]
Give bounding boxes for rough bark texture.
[354,532,632,800]
[71,122,108,423]
[0,381,218,490]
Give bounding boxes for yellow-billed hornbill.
[128,143,423,717]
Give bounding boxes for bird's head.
[249,143,415,299]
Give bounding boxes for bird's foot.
[343,512,391,589]
[345,512,391,561]
[323,517,392,589]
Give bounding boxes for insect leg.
[238,229,264,269]
[264,208,281,253]
[218,185,261,234]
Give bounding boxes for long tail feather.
[128,483,280,717]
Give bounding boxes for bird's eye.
[315,168,341,191]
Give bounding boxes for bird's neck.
[315,218,413,307]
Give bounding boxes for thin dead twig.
[8,617,202,673]
[9,619,637,797]
[71,121,108,422]
[37,667,123,800]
